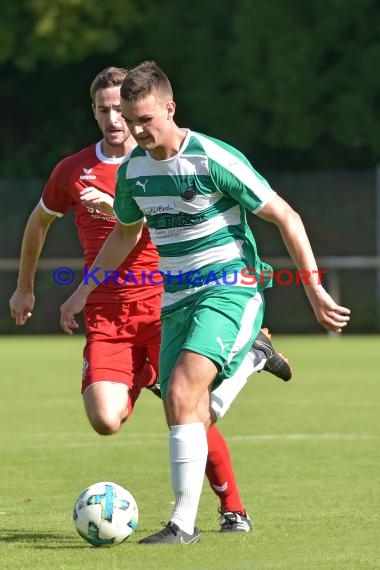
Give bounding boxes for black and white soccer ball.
[73,481,138,546]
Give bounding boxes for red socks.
[205,424,245,514]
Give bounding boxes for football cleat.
[219,509,252,533]
[139,521,200,544]
[145,378,161,399]
[254,327,292,382]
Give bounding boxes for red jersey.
[41,141,161,303]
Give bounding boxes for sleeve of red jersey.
[40,160,74,217]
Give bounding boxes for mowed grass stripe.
[0,334,378,570]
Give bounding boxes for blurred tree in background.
[1,0,380,178]
[1,0,379,333]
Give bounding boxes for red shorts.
[82,292,161,415]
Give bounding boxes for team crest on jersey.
[179,179,196,202]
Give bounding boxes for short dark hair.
[120,61,173,102]
[90,67,128,101]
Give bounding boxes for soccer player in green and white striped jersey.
[60,61,351,545]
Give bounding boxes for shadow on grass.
[0,528,84,549]
[1,527,222,548]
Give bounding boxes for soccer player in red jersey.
[10,67,292,532]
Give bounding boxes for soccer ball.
[73,481,138,546]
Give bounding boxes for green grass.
[0,335,379,569]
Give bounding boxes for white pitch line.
[228,433,378,442]
[0,432,377,450]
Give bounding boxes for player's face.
[92,87,131,150]
[121,92,175,159]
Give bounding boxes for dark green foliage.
[0,0,380,176]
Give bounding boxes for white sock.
[249,346,267,370]
[169,422,207,535]
[211,348,265,419]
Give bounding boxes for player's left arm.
[257,194,351,333]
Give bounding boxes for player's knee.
[88,412,125,435]
[166,380,196,416]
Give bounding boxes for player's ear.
[91,103,97,118]
[166,101,176,120]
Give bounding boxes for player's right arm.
[59,219,143,335]
[9,203,56,325]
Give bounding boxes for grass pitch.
[0,334,379,569]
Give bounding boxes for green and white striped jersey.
[114,130,276,310]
